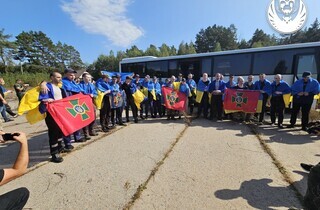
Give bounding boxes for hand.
[260,90,265,93]
[90,94,94,98]
[43,98,54,103]
[267,100,271,107]
[304,92,309,96]
[40,82,49,94]
[0,131,5,143]
[2,99,7,105]
[13,132,27,145]
[275,91,282,95]
[105,90,111,94]
[298,92,304,96]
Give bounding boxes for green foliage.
[0,72,50,88]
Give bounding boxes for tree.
[145,44,159,57]
[195,24,238,53]
[238,39,250,49]
[305,19,320,42]
[214,42,222,52]
[169,45,177,56]
[0,29,16,73]
[178,41,187,55]
[159,43,170,57]
[126,45,144,58]
[248,29,277,47]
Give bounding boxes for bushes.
[0,72,50,88]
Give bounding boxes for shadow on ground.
[215,171,308,209]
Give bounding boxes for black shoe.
[278,125,284,129]
[51,154,63,163]
[61,145,74,153]
[102,127,110,132]
[89,131,98,136]
[118,122,127,126]
[126,118,130,123]
[151,115,156,118]
[134,118,138,123]
[4,119,13,122]
[75,137,86,143]
[302,127,308,132]
[84,135,91,140]
[287,125,295,128]
[300,163,313,172]
[140,115,145,120]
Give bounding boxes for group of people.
[194,71,318,131]
[8,68,317,164]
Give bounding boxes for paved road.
[0,112,317,209]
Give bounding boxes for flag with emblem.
[224,89,261,113]
[162,87,187,111]
[47,93,95,136]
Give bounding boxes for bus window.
[253,51,294,75]
[296,54,318,79]
[121,63,145,75]
[146,61,168,78]
[214,54,251,76]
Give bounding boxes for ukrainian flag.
[132,89,145,110]
[18,87,46,124]
[94,90,104,110]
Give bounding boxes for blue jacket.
[154,82,161,95]
[186,79,196,90]
[225,80,236,89]
[271,81,291,97]
[79,81,97,97]
[291,78,319,104]
[38,83,67,114]
[95,78,111,94]
[179,83,190,96]
[254,79,272,96]
[197,79,211,92]
[62,77,83,96]
[208,80,226,93]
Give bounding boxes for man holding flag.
[110,75,125,126]
[39,72,67,163]
[96,75,112,132]
[122,76,139,123]
[196,73,211,119]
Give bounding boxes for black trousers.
[290,101,312,128]
[111,108,122,124]
[210,95,223,120]
[45,112,63,155]
[145,92,154,117]
[197,92,209,118]
[270,96,285,125]
[100,95,111,128]
[0,187,29,210]
[125,97,138,120]
[153,94,161,117]
[257,94,268,122]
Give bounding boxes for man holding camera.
[0,132,30,209]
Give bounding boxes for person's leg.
[270,99,276,124]
[217,95,223,120]
[301,103,312,130]
[259,95,268,122]
[45,114,64,162]
[111,109,115,126]
[125,103,130,122]
[5,104,17,117]
[209,96,215,120]
[277,101,285,127]
[1,105,11,122]
[203,94,209,118]
[289,102,301,127]
[0,187,30,210]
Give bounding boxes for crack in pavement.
[122,123,190,210]
[247,124,305,208]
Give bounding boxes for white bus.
[119,42,320,85]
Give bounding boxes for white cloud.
[61,0,144,47]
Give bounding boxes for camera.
[2,133,20,141]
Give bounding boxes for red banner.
[47,93,95,136]
[223,89,261,113]
[162,87,187,111]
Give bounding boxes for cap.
[181,78,186,82]
[126,76,133,80]
[64,68,77,74]
[302,71,311,78]
[116,73,121,78]
[101,74,110,79]
[135,74,140,78]
[178,73,183,77]
[111,75,117,79]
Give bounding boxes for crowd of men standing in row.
[35,68,318,163]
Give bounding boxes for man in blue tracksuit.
[288,71,319,131]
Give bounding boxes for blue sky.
[1,0,319,63]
